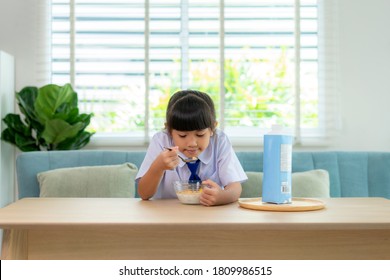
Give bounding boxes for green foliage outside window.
[151,50,296,131]
[85,50,317,133]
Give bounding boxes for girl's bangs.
[169,109,211,131]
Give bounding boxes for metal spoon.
[164,147,199,163]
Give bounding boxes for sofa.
[15,150,390,200]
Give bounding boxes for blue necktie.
[186,159,201,183]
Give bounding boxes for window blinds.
[48,0,337,146]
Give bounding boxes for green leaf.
[1,114,40,151]
[16,87,39,122]
[54,107,79,122]
[1,83,94,151]
[15,133,40,151]
[1,128,39,151]
[56,131,95,150]
[35,83,77,124]
[2,114,30,136]
[71,113,93,129]
[42,119,84,144]
[1,128,16,144]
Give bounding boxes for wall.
[0,0,39,88]
[331,0,390,151]
[0,51,15,205]
[0,51,15,252]
[0,0,390,152]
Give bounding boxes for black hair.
[166,90,216,132]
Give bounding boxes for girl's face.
[171,128,213,158]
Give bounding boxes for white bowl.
[174,181,203,205]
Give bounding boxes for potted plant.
[1,83,94,151]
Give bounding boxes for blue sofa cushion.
[235,151,390,199]
[16,150,145,199]
[15,150,390,199]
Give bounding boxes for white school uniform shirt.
[136,129,248,199]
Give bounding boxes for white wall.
[0,0,38,88]
[1,0,390,151]
[331,0,390,151]
[0,51,15,205]
[0,50,15,254]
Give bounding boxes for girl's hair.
[166,90,216,132]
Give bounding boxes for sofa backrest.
[16,150,390,199]
[16,150,146,199]
[236,151,390,199]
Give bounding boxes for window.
[50,0,338,146]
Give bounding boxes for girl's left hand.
[199,179,223,206]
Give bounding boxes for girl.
[136,90,247,206]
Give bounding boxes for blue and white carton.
[262,125,293,204]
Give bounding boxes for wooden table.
[1,197,390,260]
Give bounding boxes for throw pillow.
[37,163,138,198]
[241,169,330,198]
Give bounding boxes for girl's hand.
[138,146,180,200]
[158,146,180,171]
[199,179,223,206]
[200,180,242,206]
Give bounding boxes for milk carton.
[262,125,293,204]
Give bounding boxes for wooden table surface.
[1,197,390,260]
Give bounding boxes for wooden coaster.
[238,197,325,212]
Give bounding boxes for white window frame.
[45,0,338,149]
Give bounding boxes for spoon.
[164,147,199,163]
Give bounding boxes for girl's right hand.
[159,146,180,170]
